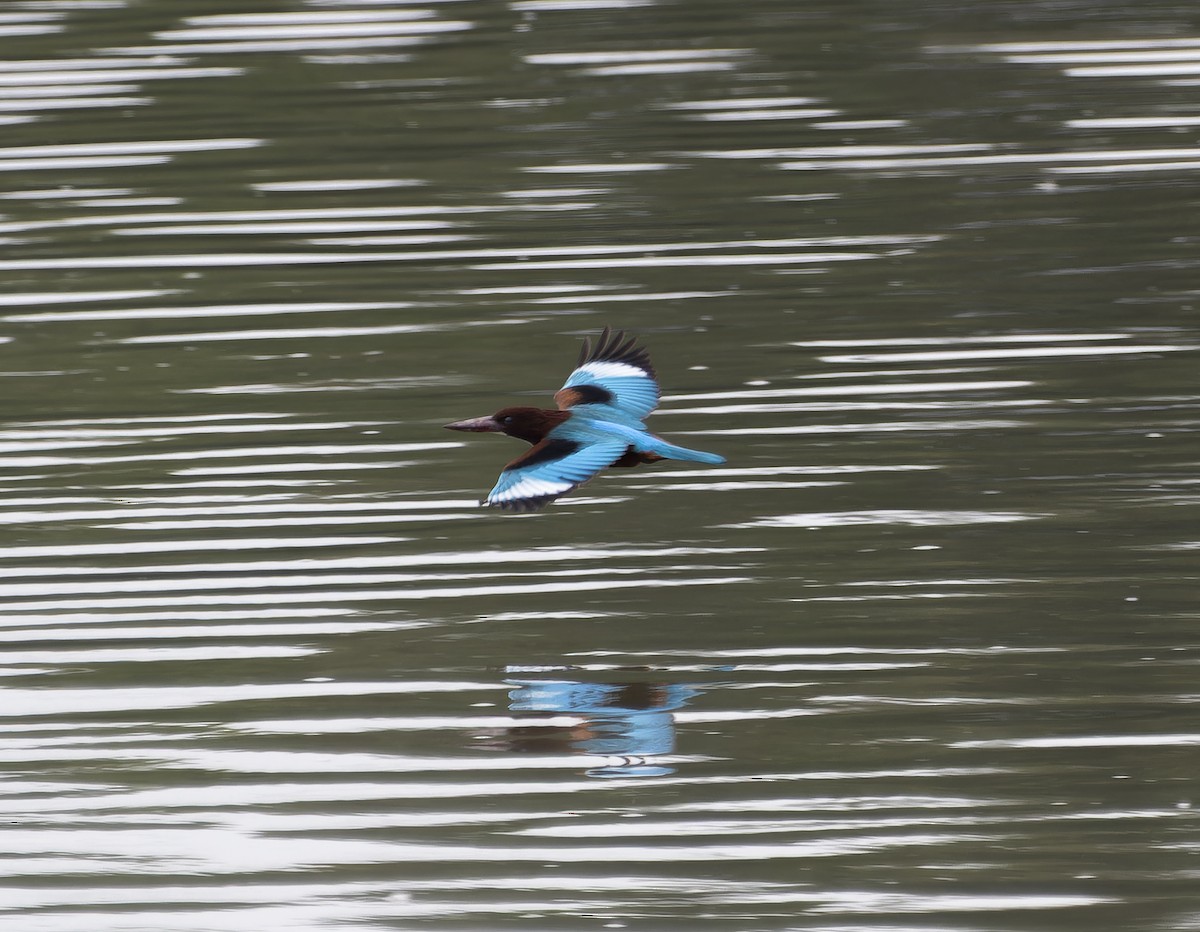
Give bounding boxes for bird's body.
[445,327,725,511]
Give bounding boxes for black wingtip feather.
[488,495,555,513]
[578,326,657,380]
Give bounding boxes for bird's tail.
[639,438,725,465]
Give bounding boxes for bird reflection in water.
[484,670,702,778]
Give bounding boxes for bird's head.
[444,406,565,444]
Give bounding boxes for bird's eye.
[501,415,514,425]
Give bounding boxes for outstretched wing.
[484,435,629,512]
[554,327,660,422]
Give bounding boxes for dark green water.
[1,2,1198,930]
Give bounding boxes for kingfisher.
[445,327,725,511]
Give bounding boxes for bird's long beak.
[444,415,501,433]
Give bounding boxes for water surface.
[1,2,1198,930]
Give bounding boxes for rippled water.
[2,2,1199,930]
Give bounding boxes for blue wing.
[484,434,629,511]
[554,327,660,423]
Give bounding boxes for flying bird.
[445,327,725,511]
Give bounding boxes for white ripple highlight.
[724,511,1043,529]
[817,344,1193,364]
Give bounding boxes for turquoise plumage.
[445,327,725,511]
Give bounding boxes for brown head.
[444,406,569,445]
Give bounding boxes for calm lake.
[1,1,1198,930]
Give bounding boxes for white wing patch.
[486,475,573,505]
[576,360,650,380]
